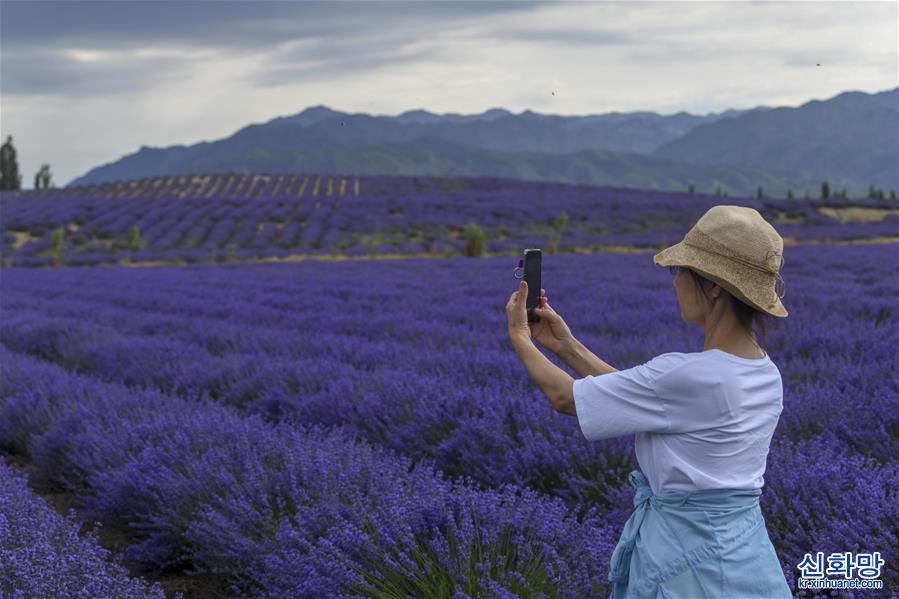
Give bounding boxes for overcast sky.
[1,1,896,188]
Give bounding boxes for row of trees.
[1,136,54,191]
[687,181,896,200]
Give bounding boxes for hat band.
[682,232,786,300]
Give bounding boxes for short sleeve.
[573,354,682,441]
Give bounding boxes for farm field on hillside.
[2,173,897,268]
[1,242,896,597]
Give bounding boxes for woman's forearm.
[557,337,619,378]
[509,334,574,412]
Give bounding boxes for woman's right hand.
[529,288,575,354]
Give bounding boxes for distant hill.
[68,88,897,196]
[652,88,899,192]
[89,138,858,199]
[221,104,754,156]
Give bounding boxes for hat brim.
[653,241,788,318]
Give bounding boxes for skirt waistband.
[609,470,764,586]
[627,469,762,510]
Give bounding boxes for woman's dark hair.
[682,267,772,350]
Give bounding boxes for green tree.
[820,181,830,199]
[786,189,794,199]
[864,185,884,199]
[757,186,764,199]
[0,135,22,191]
[463,223,486,257]
[890,190,896,200]
[688,183,695,194]
[34,164,53,190]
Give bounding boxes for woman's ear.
[703,280,722,304]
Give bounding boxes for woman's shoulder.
[648,351,782,411]
[636,352,698,379]
[646,351,702,367]
[653,349,773,366]
[646,350,779,381]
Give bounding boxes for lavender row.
[0,292,638,515]
[8,173,350,204]
[1,245,896,511]
[1,353,895,593]
[1,241,896,588]
[2,174,896,267]
[762,437,899,591]
[0,346,618,598]
[0,461,170,599]
[4,346,894,594]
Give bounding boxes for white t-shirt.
[572,349,783,495]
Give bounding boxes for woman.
[506,205,792,598]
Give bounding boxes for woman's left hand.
[506,280,531,340]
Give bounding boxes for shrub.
[463,223,486,257]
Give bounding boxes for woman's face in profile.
[671,266,712,324]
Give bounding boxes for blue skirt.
[608,470,792,599]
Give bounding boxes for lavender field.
[1,222,897,597]
[1,173,897,268]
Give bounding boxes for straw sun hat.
[653,205,788,318]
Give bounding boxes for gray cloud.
[0,1,548,97]
[250,44,447,88]
[0,47,190,97]
[244,24,457,88]
[0,1,547,51]
[489,27,636,47]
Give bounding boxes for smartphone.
[523,248,542,323]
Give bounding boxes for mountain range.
[69,87,898,197]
